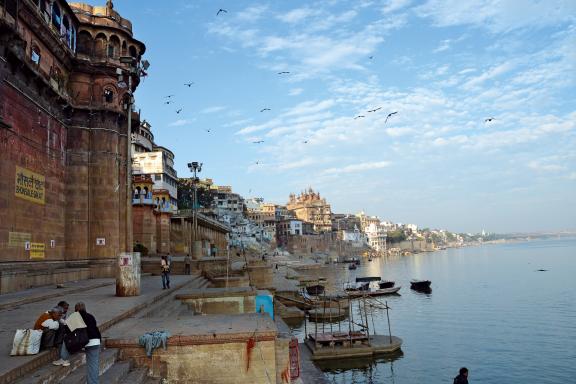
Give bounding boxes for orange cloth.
[33,312,51,330]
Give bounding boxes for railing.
[132,196,154,205]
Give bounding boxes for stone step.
[97,361,131,384]
[15,347,118,384]
[119,367,148,384]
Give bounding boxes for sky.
[102,0,575,233]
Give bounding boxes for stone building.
[286,188,332,233]
[0,0,145,293]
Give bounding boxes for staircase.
[14,273,212,384]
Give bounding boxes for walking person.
[161,255,171,289]
[453,367,469,384]
[184,253,191,275]
[54,302,101,384]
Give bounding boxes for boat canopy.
[355,276,382,282]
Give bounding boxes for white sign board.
[50,240,55,248]
[96,238,105,246]
[119,254,133,267]
[24,241,31,251]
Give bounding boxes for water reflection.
[319,350,404,384]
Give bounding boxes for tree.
[386,230,406,244]
[177,179,214,209]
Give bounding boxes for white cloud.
[236,5,268,22]
[462,62,515,90]
[528,161,566,173]
[381,0,412,14]
[201,106,227,114]
[168,119,193,127]
[288,88,304,96]
[322,161,391,175]
[416,0,576,32]
[277,7,320,24]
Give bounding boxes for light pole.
[187,162,202,258]
[115,56,148,297]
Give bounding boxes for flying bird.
[354,115,365,120]
[184,82,194,87]
[165,95,175,98]
[205,129,211,133]
[253,140,265,144]
[176,108,182,114]
[255,161,260,165]
[484,117,495,123]
[217,8,227,16]
[277,71,290,75]
[367,107,382,113]
[303,140,308,144]
[260,108,271,112]
[164,101,172,105]
[369,56,374,60]
[385,111,398,124]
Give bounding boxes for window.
[31,45,41,65]
[51,2,61,29]
[108,44,115,58]
[103,88,114,103]
[154,174,161,181]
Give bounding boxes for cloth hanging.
[138,331,170,357]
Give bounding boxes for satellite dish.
[117,81,127,89]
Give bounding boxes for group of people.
[33,301,101,384]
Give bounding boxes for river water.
[289,238,576,383]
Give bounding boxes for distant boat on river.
[410,280,432,291]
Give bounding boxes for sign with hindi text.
[15,166,45,205]
[30,243,45,260]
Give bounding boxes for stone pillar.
[192,240,202,260]
[116,252,140,296]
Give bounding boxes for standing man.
[54,302,101,384]
[453,367,469,384]
[161,255,171,289]
[184,253,191,275]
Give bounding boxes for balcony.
[132,196,154,205]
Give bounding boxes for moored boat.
[378,280,395,289]
[410,280,431,290]
[306,284,325,295]
[348,263,357,270]
[346,286,401,297]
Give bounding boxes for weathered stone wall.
[117,341,279,384]
[132,205,157,254]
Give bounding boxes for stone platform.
[0,275,200,384]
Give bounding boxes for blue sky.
[105,0,575,233]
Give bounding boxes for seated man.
[34,306,64,350]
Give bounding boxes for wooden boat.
[305,331,402,360]
[346,286,401,298]
[344,282,369,291]
[308,307,348,322]
[378,281,395,289]
[306,284,325,295]
[410,280,431,290]
[355,276,381,283]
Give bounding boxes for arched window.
[51,2,61,29]
[121,41,127,56]
[128,45,137,58]
[94,33,107,58]
[77,30,93,55]
[103,88,114,103]
[108,35,120,59]
[31,44,41,66]
[62,16,71,46]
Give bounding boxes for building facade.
[0,0,145,292]
[286,188,332,233]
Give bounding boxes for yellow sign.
[8,232,32,247]
[30,243,45,260]
[15,166,45,205]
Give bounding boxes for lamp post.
[115,56,149,297]
[187,162,202,259]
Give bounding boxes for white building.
[132,145,178,212]
[365,223,387,252]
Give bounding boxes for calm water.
[290,238,576,383]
